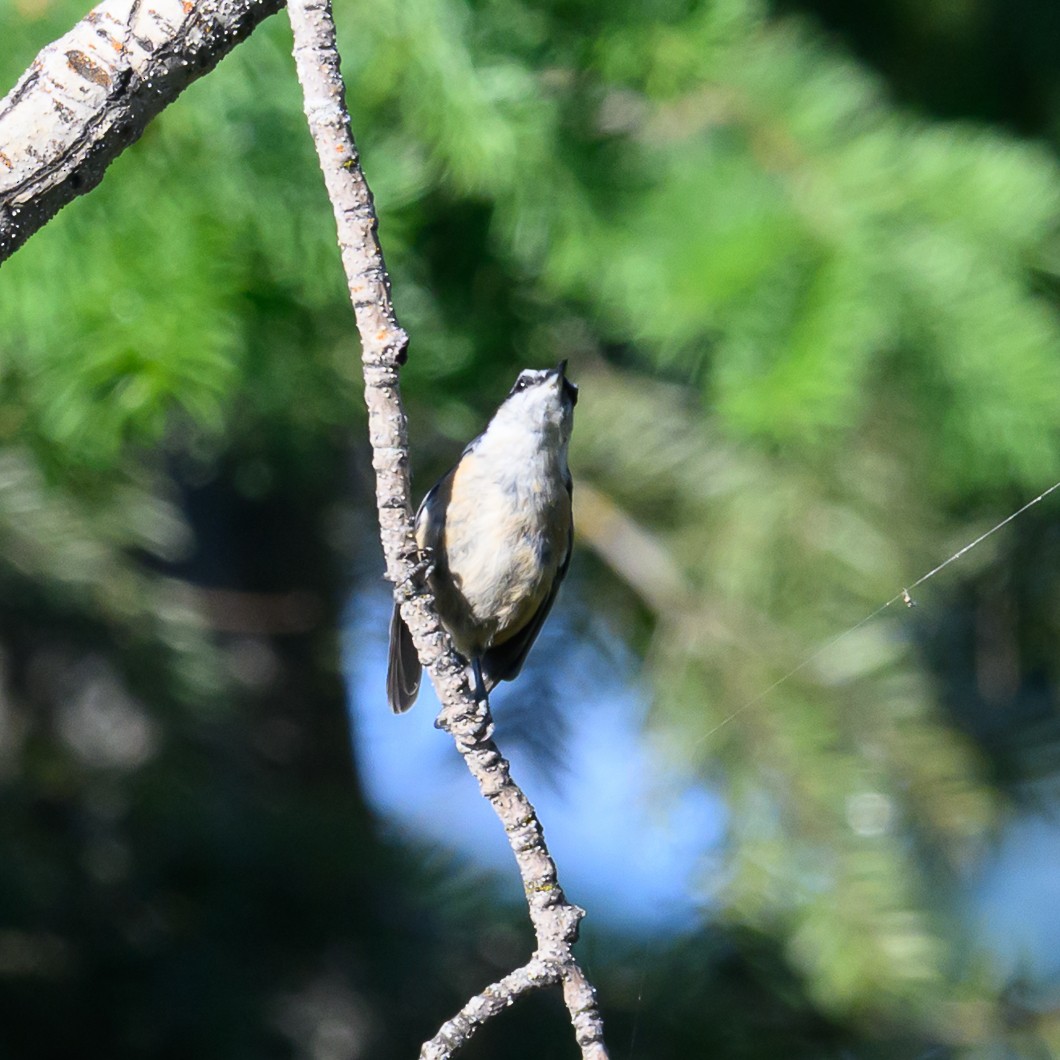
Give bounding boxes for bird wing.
[479,472,573,692]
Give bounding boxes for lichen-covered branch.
[286,0,608,1055]
[0,0,285,264]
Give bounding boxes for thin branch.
[286,0,609,1055]
[419,957,559,1059]
[0,0,284,265]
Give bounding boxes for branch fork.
[286,0,609,1055]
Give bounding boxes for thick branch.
[0,0,284,264]
[286,1,608,1056]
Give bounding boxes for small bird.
[387,361,578,713]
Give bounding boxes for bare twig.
[420,957,558,1059]
[0,0,285,264]
[286,0,609,1056]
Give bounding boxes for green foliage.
[2,0,1060,1054]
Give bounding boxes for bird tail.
[387,604,422,713]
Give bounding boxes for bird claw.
[397,546,435,589]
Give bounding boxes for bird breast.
[422,446,569,658]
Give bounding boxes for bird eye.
[513,376,531,392]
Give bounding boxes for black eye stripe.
[508,369,573,398]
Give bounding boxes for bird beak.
[553,360,578,406]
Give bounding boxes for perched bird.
[387,361,578,713]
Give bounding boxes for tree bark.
[0,0,285,264]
